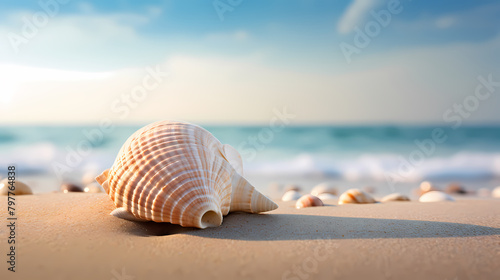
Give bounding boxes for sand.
[1,193,499,280]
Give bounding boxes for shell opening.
[200,210,223,228]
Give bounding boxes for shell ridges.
[96,121,277,229]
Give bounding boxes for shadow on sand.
[122,212,500,240]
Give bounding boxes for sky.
[0,0,499,125]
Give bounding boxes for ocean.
[1,125,499,197]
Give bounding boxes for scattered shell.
[282,190,302,201]
[61,183,84,193]
[445,183,467,195]
[0,178,33,195]
[84,182,103,193]
[295,194,324,209]
[310,183,337,196]
[381,193,410,202]
[284,184,302,192]
[317,193,338,201]
[419,191,455,202]
[477,188,491,197]
[492,186,500,198]
[338,188,376,204]
[95,121,278,229]
[362,186,376,194]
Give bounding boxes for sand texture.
[1,193,499,279]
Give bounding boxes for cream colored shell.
[0,178,33,195]
[96,121,278,229]
[381,193,410,202]
[295,194,324,208]
[338,188,376,204]
[492,186,500,198]
[419,191,455,202]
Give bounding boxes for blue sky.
[0,0,499,124]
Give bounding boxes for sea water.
[1,125,499,196]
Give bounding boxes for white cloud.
[2,34,500,125]
[337,0,383,34]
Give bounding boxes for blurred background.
[0,0,499,197]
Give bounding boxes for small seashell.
[338,188,376,204]
[84,182,103,193]
[310,183,337,196]
[61,183,84,193]
[477,188,491,197]
[317,193,338,201]
[381,193,410,202]
[0,178,33,195]
[295,194,324,209]
[282,190,302,201]
[445,183,467,195]
[95,121,278,229]
[284,184,302,192]
[419,191,455,202]
[492,186,500,198]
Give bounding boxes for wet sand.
[1,193,499,279]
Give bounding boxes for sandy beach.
[1,193,498,280]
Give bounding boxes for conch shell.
[96,121,278,228]
[338,188,376,204]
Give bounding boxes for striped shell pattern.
[96,121,278,229]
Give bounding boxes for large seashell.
[295,194,323,209]
[381,193,410,202]
[0,178,33,195]
[338,188,376,204]
[95,121,277,229]
[281,190,302,201]
[492,186,500,198]
[310,182,337,196]
[419,191,455,202]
